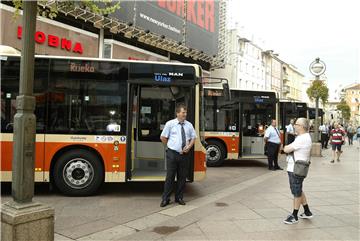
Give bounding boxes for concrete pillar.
[311,143,322,157]
[98,28,104,58]
[1,202,54,241]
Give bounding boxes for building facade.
[324,101,341,124]
[237,38,265,90]
[282,64,304,101]
[210,27,266,90]
[344,83,360,124]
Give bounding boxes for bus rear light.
[35,168,42,171]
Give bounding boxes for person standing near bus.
[264,119,283,171]
[160,103,197,207]
[329,123,345,163]
[319,123,329,149]
[286,119,296,144]
[283,117,313,224]
[357,126,360,149]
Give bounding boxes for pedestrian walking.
[264,119,283,171]
[283,117,313,224]
[325,123,331,148]
[160,103,197,207]
[319,123,329,149]
[329,123,345,163]
[356,126,360,149]
[286,119,296,144]
[347,124,355,145]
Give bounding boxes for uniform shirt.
[286,124,295,134]
[161,118,197,153]
[286,133,312,172]
[319,125,328,134]
[330,128,345,144]
[264,126,281,144]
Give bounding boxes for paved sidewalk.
[56,144,359,241]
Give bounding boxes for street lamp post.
[309,57,326,143]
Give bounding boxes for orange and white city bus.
[1,52,207,196]
[203,88,279,166]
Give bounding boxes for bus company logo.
[70,136,87,141]
[154,73,171,82]
[254,96,264,103]
[169,72,183,77]
[70,63,95,73]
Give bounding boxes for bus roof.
[0,46,200,69]
[203,86,277,95]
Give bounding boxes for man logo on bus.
[169,72,183,77]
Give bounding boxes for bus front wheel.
[53,149,104,196]
[206,140,226,167]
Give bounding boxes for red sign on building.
[17,26,83,54]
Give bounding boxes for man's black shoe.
[176,199,186,205]
[275,166,283,170]
[160,199,170,207]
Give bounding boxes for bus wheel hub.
[207,146,220,161]
[63,159,94,189]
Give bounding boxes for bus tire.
[206,140,226,167]
[53,149,104,196]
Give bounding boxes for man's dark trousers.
[348,134,354,145]
[321,133,328,148]
[162,149,189,201]
[267,142,280,169]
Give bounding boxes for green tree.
[306,79,329,104]
[337,100,351,121]
[12,0,120,19]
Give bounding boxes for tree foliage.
[337,100,351,121]
[12,0,120,19]
[306,80,329,104]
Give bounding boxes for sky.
[227,0,359,100]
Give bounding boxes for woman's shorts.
[288,171,304,197]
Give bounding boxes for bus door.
[240,101,274,157]
[240,103,266,156]
[126,83,195,181]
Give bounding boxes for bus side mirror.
[222,83,231,101]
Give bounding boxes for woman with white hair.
[283,118,313,224]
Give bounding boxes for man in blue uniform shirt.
[160,103,197,207]
[264,119,283,171]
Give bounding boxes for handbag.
[288,152,311,178]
